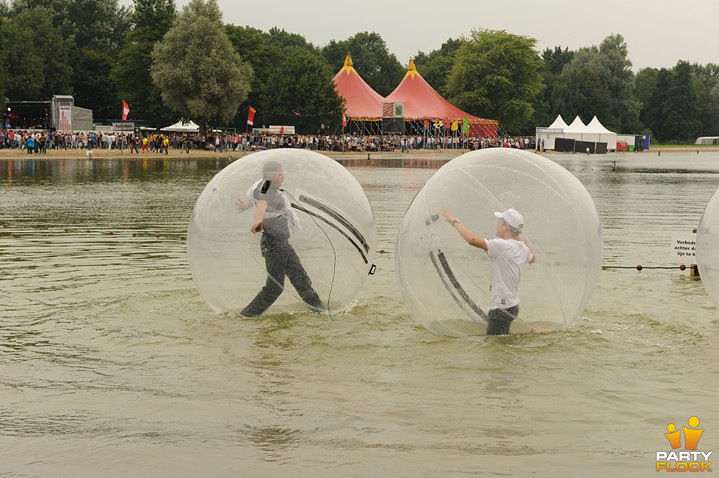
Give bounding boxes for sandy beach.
[1,145,717,162]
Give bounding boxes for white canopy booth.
[548,115,569,130]
[161,120,200,133]
[536,115,616,152]
[585,116,617,151]
[535,114,567,150]
[563,116,588,141]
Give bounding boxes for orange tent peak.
[405,59,418,79]
[341,54,355,75]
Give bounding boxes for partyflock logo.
[656,416,712,472]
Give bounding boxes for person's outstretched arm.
[251,200,267,233]
[440,207,487,251]
[236,198,252,214]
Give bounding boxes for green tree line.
[1,0,717,142]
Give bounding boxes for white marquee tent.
[585,116,617,147]
[535,114,568,150]
[563,116,587,138]
[536,115,617,151]
[161,120,200,133]
[548,115,569,130]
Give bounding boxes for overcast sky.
[120,0,719,71]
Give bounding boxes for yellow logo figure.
[665,423,682,449]
[684,416,705,451]
[657,416,712,472]
[665,417,705,450]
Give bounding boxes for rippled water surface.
[1,152,719,477]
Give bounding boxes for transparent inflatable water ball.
[188,149,376,315]
[395,148,602,336]
[697,189,719,309]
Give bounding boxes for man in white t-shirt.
[440,206,538,335]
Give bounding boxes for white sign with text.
[670,232,696,261]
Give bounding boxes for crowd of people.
[0,129,536,154]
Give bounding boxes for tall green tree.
[663,61,700,141]
[68,0,130,113]
[597,34,640,132]
[226,25,317,129]
[551,35,639,133]
[151,0,253,134]
[72,48,117,117]
[10,0,130,54]
[641,67,671,140]
[112,0,177,126]
[1,16,45,99]
[692,63,719,137]
[0,10,9,122]
[635,67,659,119]
[551,48,611,126]
[3,9,72,99]
[322,32,404,96]
[543,46,575,76]
[638,63,715,141]
[266,27,315,50]
[414,38,464,96]
[9,0,129,112]
[259,47,343,133]
[446,29,544,134]
[537,46,574,125]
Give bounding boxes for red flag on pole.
[122,100,130,121]
[247,106,256,125]
[342,112,347,127]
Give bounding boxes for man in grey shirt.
[237,161,323,316]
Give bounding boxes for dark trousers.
[241,235,322,316]
[487,305,519,335]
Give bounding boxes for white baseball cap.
[494,208,524,231]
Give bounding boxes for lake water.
[1,151,718,477]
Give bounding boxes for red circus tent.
[385,59,498,137]
[332,54,384,121]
